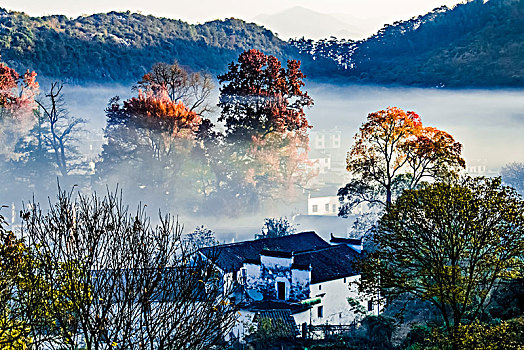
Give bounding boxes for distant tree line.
[4,0,523,88]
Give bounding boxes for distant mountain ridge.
[253,6,374,40]
[0,9,336,82]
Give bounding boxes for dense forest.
[0,8,336,82]
[292,0,524,87]
[1,0,523,87]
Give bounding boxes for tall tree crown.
[218,49,313,139]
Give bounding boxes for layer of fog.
[306,83,524,170]
[65,82,524,170]
[25,82,524,242]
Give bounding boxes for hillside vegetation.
[0,9,336,82]
[292,0,524,87]
[1,0,523,87]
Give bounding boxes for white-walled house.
[308,195,339,216]
[199,232,375,340]
[310,129,342,150]
[307,191,368,217]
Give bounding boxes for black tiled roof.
[199,231,330,272]
[247,300,310,314]
[253,309,300,338]
[261,250,293,258]
[330,233,362,246]
[294,245,359,283]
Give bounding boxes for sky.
[3,0,467,38]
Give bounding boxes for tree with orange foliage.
[122,89,202,137]
[135,61,214,116]
[338,107,465,215]
[96,65,212,212]
[0,63,38,109]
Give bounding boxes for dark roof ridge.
[294,244,354,256]
[330,233,362,244]
[260,250,293,258]
[202,231,320,250]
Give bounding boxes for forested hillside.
[1,0,523,87]
[292,0,524,87]
[0,9,336,82]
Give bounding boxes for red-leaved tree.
[218,49,313,140]
[217,49,314,206]
[0,61,39,158]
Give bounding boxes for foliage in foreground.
[358,176,524,349]
[0,188,237,349]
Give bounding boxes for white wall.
[294,308,312,327]
[291,268,310,287]
[309,156,332,174]
[310,130,342,150]
[242,262,261,285]
[308,196,339,216]
[260,255,292,269]
[305,275,374,325]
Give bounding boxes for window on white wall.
[277,282,286,300]
[368,300,373,312]
[318,306,323,318]
[325,203,329,212]
[312,205,318,213]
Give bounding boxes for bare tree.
[501,162,524,195]
[136,62,215,116]
[35,82,84,176]
[20,187,237,349]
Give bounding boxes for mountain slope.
[1,0,522,87]
[0,9,336,82]
[292,0,524,87]
[351,0,524,86]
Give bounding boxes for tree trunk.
[385,185,392,208]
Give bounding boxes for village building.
[199,231,375,341]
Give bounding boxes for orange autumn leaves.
[347,107,465,206]
[123,89,202,138]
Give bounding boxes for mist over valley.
[7,80,521,243]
